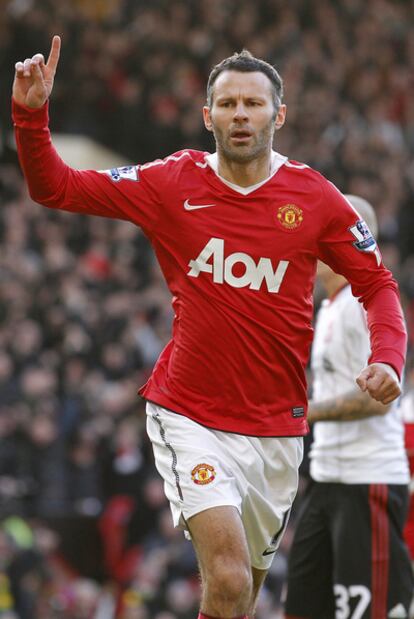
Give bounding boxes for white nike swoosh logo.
[184,199,215,211]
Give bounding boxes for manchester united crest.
[277,204,303,230]
[191,463,216,485]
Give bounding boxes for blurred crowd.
[0,0,413,617]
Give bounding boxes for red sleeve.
[12,99,161,235]
[317,179,407,379]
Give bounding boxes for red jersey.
[13,101,407,437]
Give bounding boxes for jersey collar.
[204,150,287,195]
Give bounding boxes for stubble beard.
[212,118,276,164]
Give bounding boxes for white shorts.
[146,402,303,569]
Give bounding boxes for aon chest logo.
[187,237,289,293]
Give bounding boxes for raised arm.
[11,36,161,233]
[13,35,61,108]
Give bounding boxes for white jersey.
[310,284,409,484]
[400,389,414,424]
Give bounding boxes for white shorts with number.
[146,402,303,569]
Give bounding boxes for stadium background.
[0,0,413,617]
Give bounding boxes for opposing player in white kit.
[12,37,407,619]
[284,196,413,619]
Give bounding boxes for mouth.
[230,129,253,144]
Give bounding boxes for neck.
[217,148,272,187]
[322,273,348,299]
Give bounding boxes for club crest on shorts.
[191,463,216,485]
[276,204,303,230]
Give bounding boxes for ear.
[203,106,213,132]
[275,104,287,131]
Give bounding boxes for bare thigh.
[187,505,253,615]
[187,504,251,575]
[187,506,269,616]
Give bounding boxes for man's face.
[203,70,286,163]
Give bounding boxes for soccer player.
[284,197,413,619]
[12,37,407,619]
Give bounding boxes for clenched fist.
[356,363,401,405]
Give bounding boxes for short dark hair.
[206,50,283,110]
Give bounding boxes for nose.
[233,101,248,121]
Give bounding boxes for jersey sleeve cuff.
[12,98,49,129]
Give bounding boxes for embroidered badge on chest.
[276,204,303,230]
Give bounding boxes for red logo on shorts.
[191,463,216,485]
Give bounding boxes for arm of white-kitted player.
[309,298,393,420]
[307,390,390,423]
